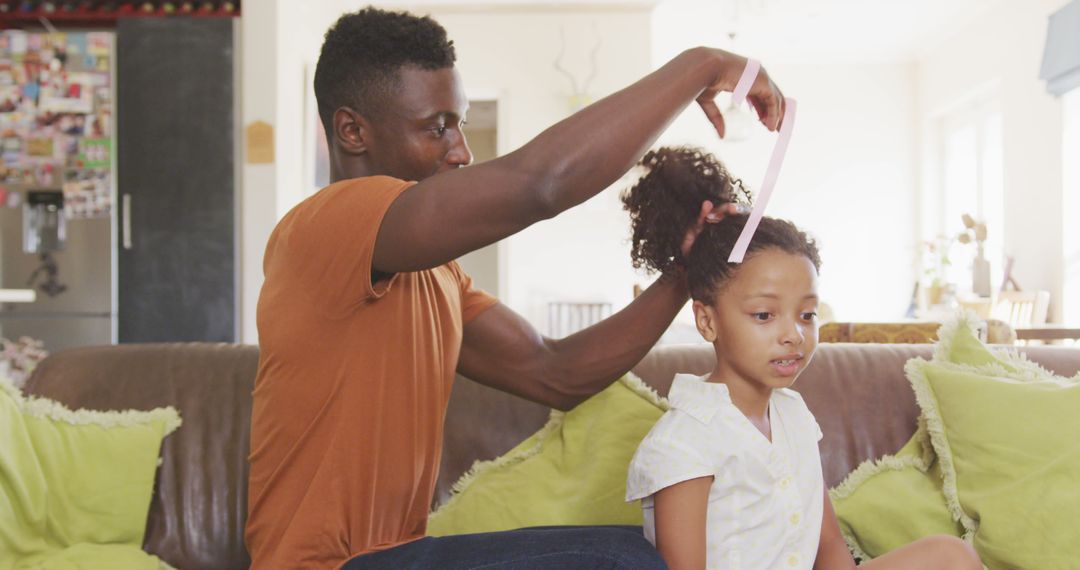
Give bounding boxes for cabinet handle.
[122,194,132,250]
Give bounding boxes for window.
[1064,89,1080,324]
[934,97,1004,292]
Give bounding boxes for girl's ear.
[692,300,718,342]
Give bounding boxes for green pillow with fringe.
[830,420,965,560]
[0,378,181,570]
[906,354,1080,569]
[428,375,666,535]
[829,312,1035,561]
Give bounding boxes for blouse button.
[787,553,800,566]
[779,477,791,490]
[789,511,801,526]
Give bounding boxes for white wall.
[239,0,346,343]
[651,9,920,322]
[239,1,279,344]
[1064,89,1080,325]
[917,0,1069,322]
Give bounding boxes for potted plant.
[920,234,955,306]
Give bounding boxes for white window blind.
[1040,0,1080,96]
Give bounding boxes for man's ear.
[333,107,370,155]
[692,300,718,342]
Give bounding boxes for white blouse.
[626,374,824,570]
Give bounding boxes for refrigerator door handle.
[122,193,132,250]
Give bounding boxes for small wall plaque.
[246,121,275,164]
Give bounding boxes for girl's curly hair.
[622,146,751,275]
[622,146,821,304]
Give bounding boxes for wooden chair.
[547,301,611,338]
[991,290,1050,328]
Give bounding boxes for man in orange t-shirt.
[246,7,787,569]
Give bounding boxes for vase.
[926,283,944,306]
[972,247,991,297]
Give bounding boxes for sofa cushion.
[0,377,179,569]
[830,314,1068,561]
[24,343,259,570]
[907,344,1080,568]
[427,375,666,535]
[829,420,963,560]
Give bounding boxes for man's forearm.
[545,271,690,409]
[505,47,737,216]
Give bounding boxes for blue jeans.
[342,526,667,570]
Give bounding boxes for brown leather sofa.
[24,342,1080,569]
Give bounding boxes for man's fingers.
[747,68,783,131]
[700,98,726,139]
[698,200,714,223]
[705,202,746,222]
[753,89,781,132]
[750,97,766,126]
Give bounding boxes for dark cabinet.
[116,18,237,342]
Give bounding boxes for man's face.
[365,66,473,182]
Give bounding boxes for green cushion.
[0,378,180,570]
[830,311,1048,561]
[907,356,1080,569]
[830,420,964,560]
[428,375,666,535]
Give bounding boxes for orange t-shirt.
[246,176,498,569]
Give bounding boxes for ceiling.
[380,0,1009,63]
[661,0,1010,63]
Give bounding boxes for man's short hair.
[314,6,457,139]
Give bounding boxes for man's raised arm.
[371,47,784,274]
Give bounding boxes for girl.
[623,147,982,570]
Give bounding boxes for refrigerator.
[0,30,116,351]
[0,194,113,351]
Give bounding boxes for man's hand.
[695,49,786,139]
[680,200,747,259]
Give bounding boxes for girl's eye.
[753,312,772,321]
[802,312,818,321]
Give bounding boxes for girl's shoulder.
[627,408,727,501]
[633,402,742,467]
[666,373,739,425]
[641,405,715,445]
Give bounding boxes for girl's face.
[693,248,819,392]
